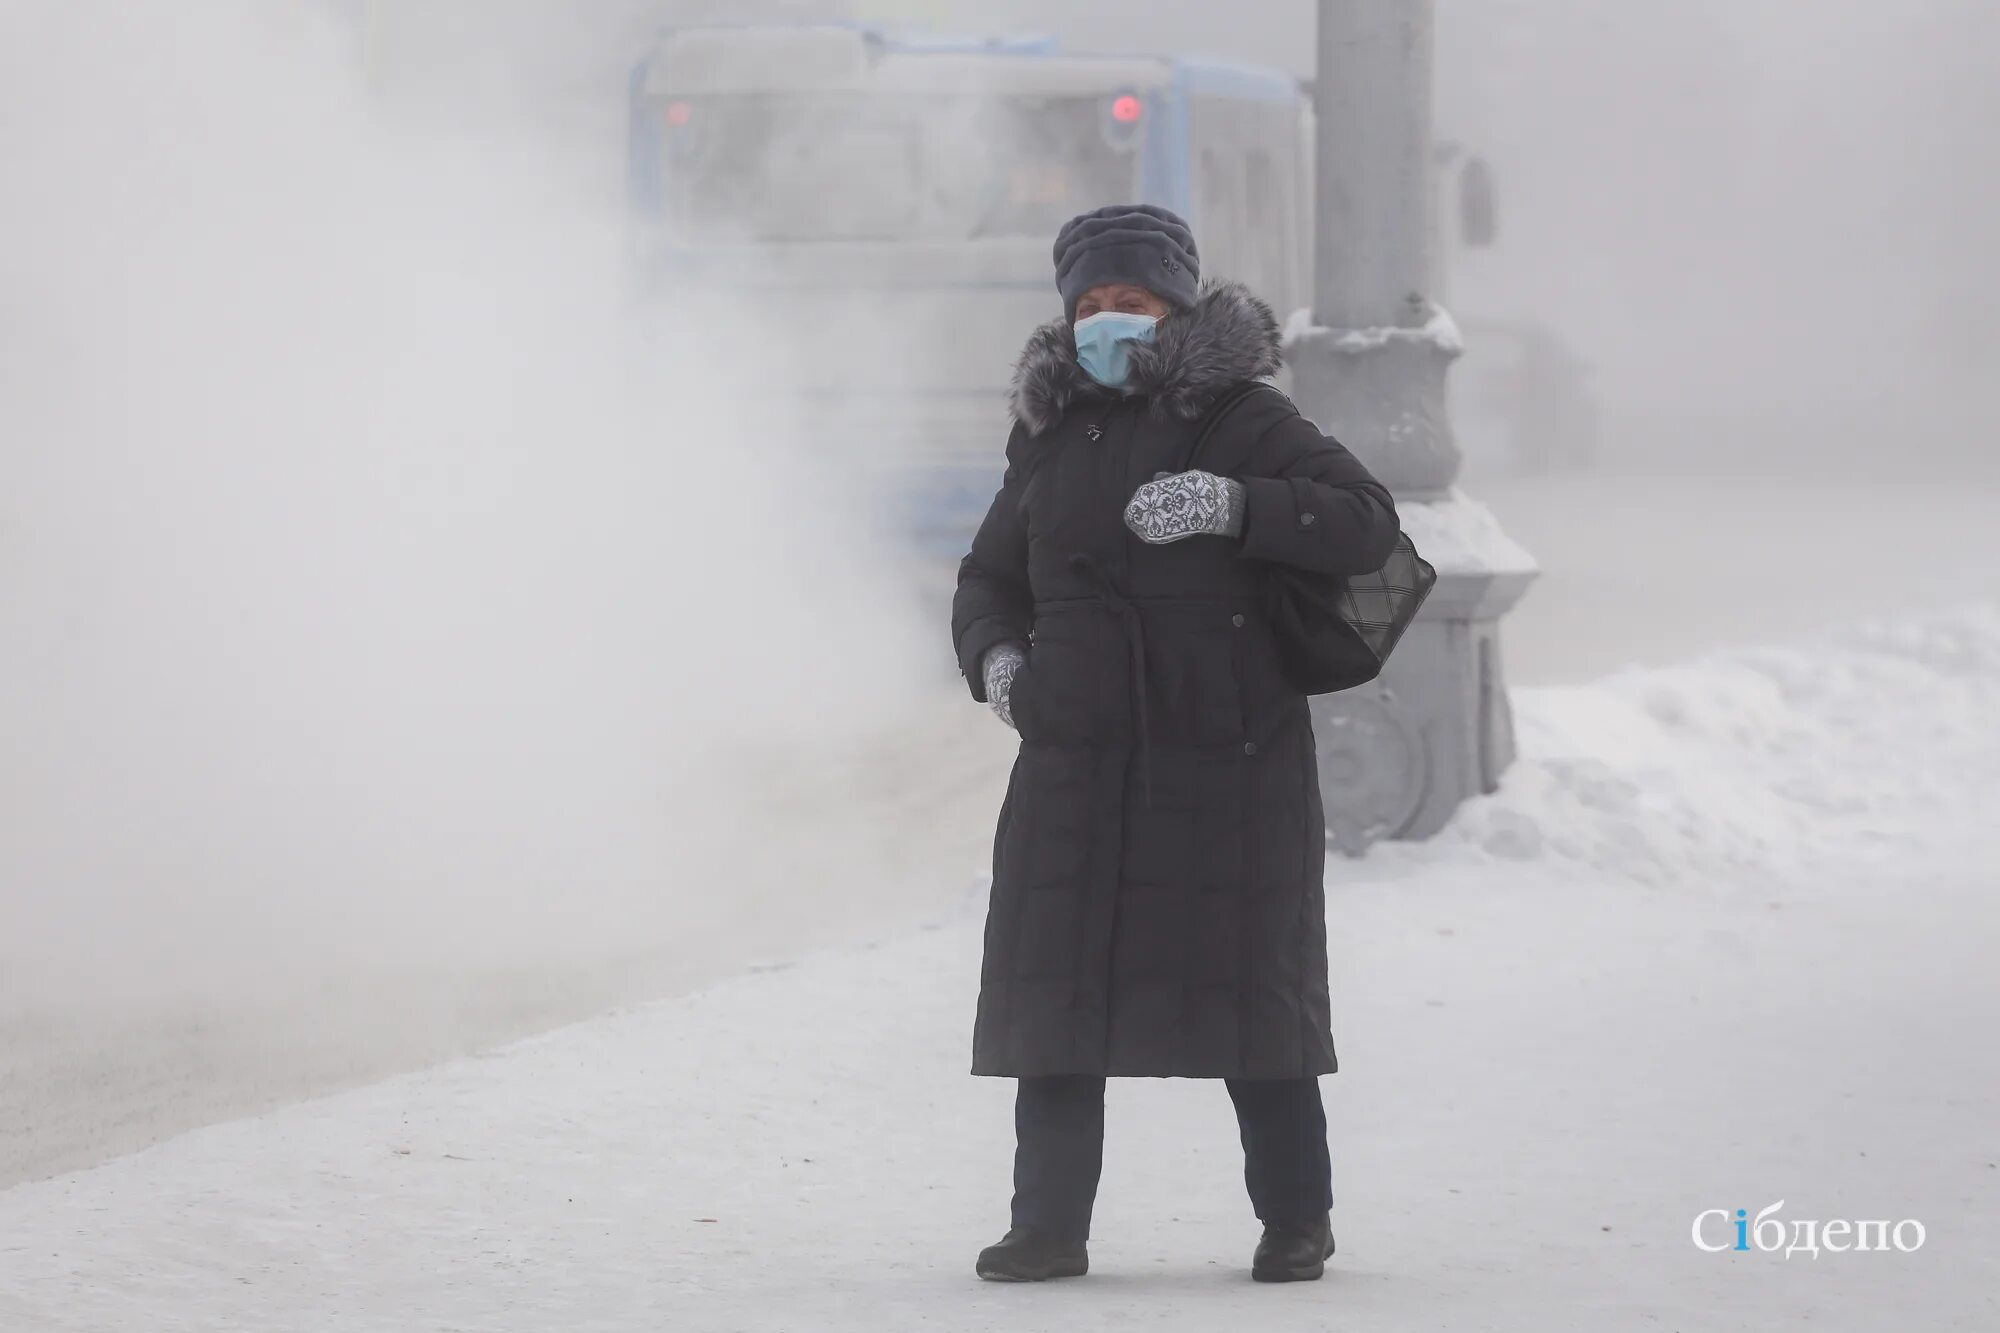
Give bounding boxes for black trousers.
[1010,1074,1333,1241]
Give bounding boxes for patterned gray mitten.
[1123,470,1247,544]
[982,642,1027,729]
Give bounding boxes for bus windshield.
[650,93,1142,242]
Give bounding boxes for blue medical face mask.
[1073,311,1160,389]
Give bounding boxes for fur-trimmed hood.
[1007,279,1283,436]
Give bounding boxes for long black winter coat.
[953,281,1401,1080]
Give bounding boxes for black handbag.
[1184,383,1437,695]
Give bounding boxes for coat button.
[1243,741,1258,756]
[1231,613,1245,628]
[1299,512,1316,527]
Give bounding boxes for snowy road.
[3,606,1995,1328]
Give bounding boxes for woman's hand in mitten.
[982,642,1027,730]
[1123,470,1247,544]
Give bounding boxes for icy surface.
[2,606,1996,1330]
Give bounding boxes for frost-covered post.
[1289,0,1538,849]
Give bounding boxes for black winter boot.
[1250,1213,1336,1282]
[976,1226,1089,1281]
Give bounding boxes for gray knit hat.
[1052,204,1200,321]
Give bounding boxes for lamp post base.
[1312,544,1536,853]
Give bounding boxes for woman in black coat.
[952,205,1402,1283]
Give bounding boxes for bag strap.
[1180,380,1276,474]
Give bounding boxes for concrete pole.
[1302,0,1458,498]
[1313,2,1437,337]
[1289,0,1538,850]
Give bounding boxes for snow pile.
[1280,303,1467,356]
[1409,602,2000,889]
[1396,488,1541,576]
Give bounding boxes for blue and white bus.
[626,23,1315,558]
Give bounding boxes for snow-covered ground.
[4,604,1995,1330]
